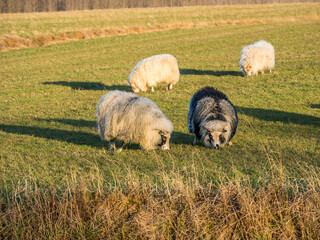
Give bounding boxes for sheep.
[188,87,238,149]
[240,40,275,76]
[97,90,174,152]
[128,54,180,92]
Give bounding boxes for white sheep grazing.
[128,54,180,92]
[97,90,174,152]
[240,40,275,76]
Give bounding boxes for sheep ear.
[219,123,229,132]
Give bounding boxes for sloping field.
[0,3,320,239]
[0,3,319,51]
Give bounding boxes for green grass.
[0,7,319,193]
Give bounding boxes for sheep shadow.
[10,118,143,151]
[43,81,131,91]
[237,107,320,126]
[0,124,102,147]
[310,104,320,109]
[171,131,194,145]
[180,69,242,77]
[38,118,97,128]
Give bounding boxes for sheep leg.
[151,87,154,92]
[193,136,197,145]
[117,141,126,152]
[228,141,232,146]
[167,83,173,90]
[261,70,264,75]
[109,140,116,151]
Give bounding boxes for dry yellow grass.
[1,3,319,51]
[1,166,319,239]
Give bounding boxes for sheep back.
[188,87,238,146]
[240,40,275,76]
[97,90,173,150]
[128,54,180,92]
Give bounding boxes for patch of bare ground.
[0,14,318,52]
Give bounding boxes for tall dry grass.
[1,163,319,239]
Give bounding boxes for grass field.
[1,3,320,239]
[1,3,319,50]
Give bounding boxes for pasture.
[0,3,320,238]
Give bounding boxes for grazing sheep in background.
[240,40,275,76]
[188,87,238,149]
[128,54,180,92]
[97,90,174,152]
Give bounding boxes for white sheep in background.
[240,40,275,76]
[128,54,180,92]
[97,90,174,152]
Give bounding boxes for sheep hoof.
[151,87,155,92]
[116,148,123,153]
[109,141,115,151]
[228,141,232,146]
[193,137,197,145]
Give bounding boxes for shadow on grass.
[38,118,143,150]
[310,104,320,109]
[38,118,96,128]
[43,81,131,91]
[180,69,242,77]
[171,131,193,145]
[0,124,102,147]
[238,107,320,126]
[0,122,150,151]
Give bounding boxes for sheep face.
[158,130,171,150]
[241,64,253,76]
[201,121,230,149]
[145,130,171,150]
[130,82,140,93]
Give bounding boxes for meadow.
[0,3,320,239]
[1,3,319,50]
